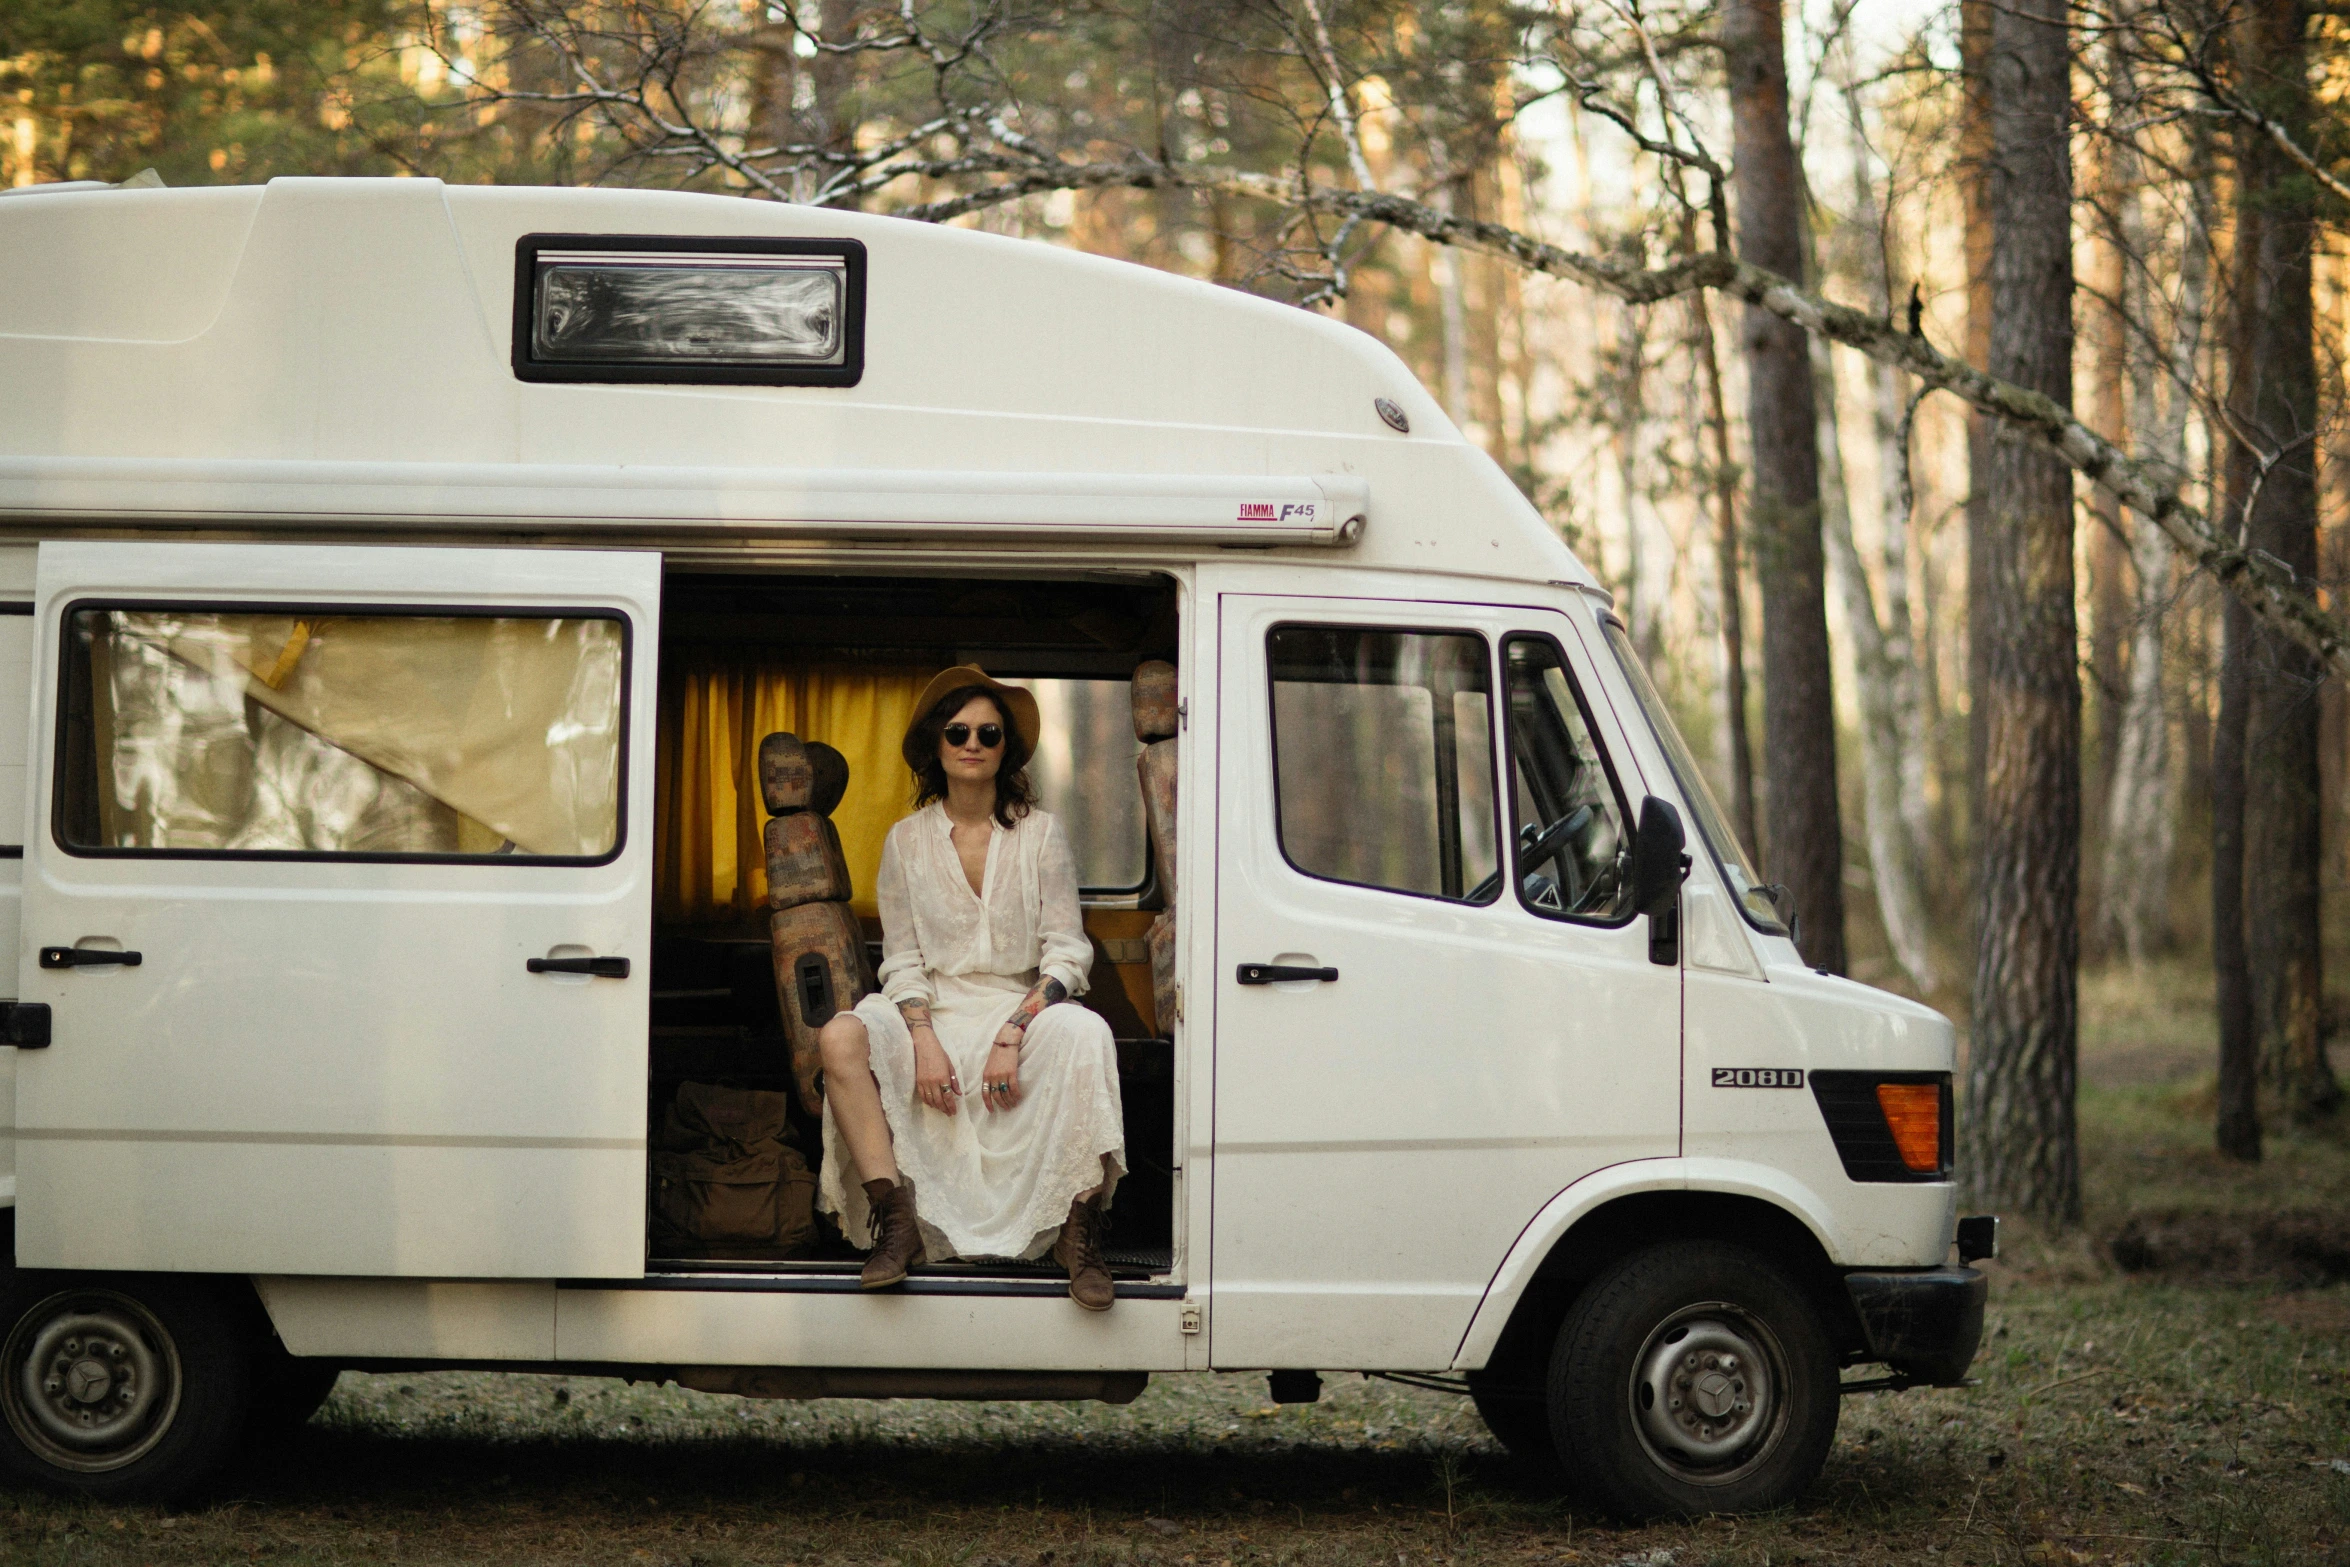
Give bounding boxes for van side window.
[1502,636,1631,921]
[1267,625,1499,903]
[55,609,625,861]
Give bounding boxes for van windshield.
[1598,619,1787,935]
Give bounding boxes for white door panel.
[1210,592,1680,1369]
[15,542,659,1278]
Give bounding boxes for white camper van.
[0,176,1990,1518]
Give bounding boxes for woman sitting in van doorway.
[815,667,1127,1310]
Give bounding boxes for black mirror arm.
[1629,796,1688,966]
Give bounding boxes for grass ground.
[2,957,2346,1566]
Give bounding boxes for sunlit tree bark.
[1819,54,1936,994]
[1963,0,2081,1223]
[2233,0,2338,1124]
[2098,106,2205,968]
[1726,0,1845,971]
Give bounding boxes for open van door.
[14,543,659,1279]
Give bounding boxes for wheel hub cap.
[65,1357,114,1404]
[2,1294,180,1471]
[1632,1312,1779,1474]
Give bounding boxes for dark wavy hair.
[904,685,1037,828]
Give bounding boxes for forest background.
[3,0,2348,1229]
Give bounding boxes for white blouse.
[872,802,1094,1004]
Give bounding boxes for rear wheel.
[0,1276,256,1501]
[1548,1241,1837,1519]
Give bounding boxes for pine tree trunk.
[1870,369,1933,893]
[2235,0,2338,1124]
[1826,62,1937,993]
[813,0,862,201]
[2086,212,2130,913]
[2215,590,2263,1159]
[1726,0,1845,972]
[1962,0,2080,1223]
[1612,302,1651,651]
[1816,335,1936,992]
[2097,54,2205,966]
[1687,276,1761,860]
[1961,0,1995,896]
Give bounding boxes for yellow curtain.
[656,654,931,921]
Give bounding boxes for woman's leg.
[819,1014,899,1186]
[1077,1152,1114,1205]
[1024,1003,1126,1310]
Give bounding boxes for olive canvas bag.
[650,1082,816,1252]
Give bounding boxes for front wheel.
[0,1276,256,1502]
[1548,1242,1838,1519]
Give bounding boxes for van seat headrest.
[1132,660,1179,742]
[759,733,850,817]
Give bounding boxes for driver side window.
[1503,636,1632,922]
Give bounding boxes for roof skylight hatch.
[511,234,865,387]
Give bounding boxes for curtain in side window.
[88,612,623,858]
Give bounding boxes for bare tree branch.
[2135,0,2350,209]
[440,0,2350,682]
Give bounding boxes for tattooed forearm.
[898,1000,935,1034]
[1002,978,1068,1037]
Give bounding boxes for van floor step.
[645,1245,1174,1279]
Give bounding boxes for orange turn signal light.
[1875,1082,1943,1173]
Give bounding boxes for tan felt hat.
[910,664,1041,754]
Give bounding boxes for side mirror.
[1630,796,1689,966]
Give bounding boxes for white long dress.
[819,802,1126,1262]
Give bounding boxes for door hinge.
[1177,698,1189,732]
[1172,983,1184,1023]
[0,1002,50,1048]
[1179,1301,1203,1335]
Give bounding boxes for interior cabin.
[645,569,1183,1280]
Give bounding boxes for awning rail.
[0,458,1369,546]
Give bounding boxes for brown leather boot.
[860,1176,923,1289]
[1052,1194,1115,1311]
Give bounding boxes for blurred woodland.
[5,0,2350,1224]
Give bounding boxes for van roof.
[0,177,1590,586]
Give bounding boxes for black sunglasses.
[943,722,1005,749]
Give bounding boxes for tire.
[1547,1241,1838,1519]
[1467,1373,1559,1469]
[0,1274,257,1502]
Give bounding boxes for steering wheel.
[1467,804,1596,904]
[1562,846,1626,916]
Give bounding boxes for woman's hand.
[981,1036,1024,1110]
[912,1027,959,1116]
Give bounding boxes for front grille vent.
[1810,1070,1951,1182]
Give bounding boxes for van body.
[0,177,1986,1516]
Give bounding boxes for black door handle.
[527,956,631,979]
[40,947,141,969]
[1236,963,1339,985]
